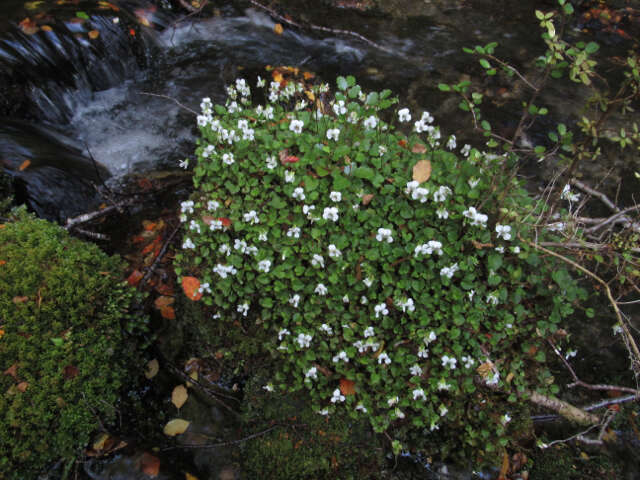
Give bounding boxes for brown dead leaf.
[171,384,188,409]
[412,159,431,183]
[476,361,494,379]
[273,23,284,35]
[339,378,356,396]
[182,276,202,301]
[16,382,28,392]
[362,194,374,205]
[4,363,18,380]
[41,24,52,31]
[471,240,494,249]
[127,269,143,286]
[145,359,159,379]
[63,365,79,380]
[12,296,28,304]
[163,419,190,436]
[498,452,509,480]
[140,452,160,477]
[88,29,99,39]
[160,306,175,320]
[411,143,427,154]
[154,296,175,310]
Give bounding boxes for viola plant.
[174,75,585,460]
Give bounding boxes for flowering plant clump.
[175,75,584,459]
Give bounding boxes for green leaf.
[438,83,451,92]
[337,76,348,91]
[479,58,491,69]
[354,167,375,180]
[51,338,64,347]
[584,42,599,54]
[76,11,89,20]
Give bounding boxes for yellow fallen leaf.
[163,419,190,436]
[171,385,188,409]
[145,359,159,379]
[41,25,52,32]
[92,433,110,452]
[412,159,431,183]
[273,23,284,35]
[186,370,198,388]
[185,473,199,480]
[25,1,44,10]
[88,30,100,39]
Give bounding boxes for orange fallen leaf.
[18,159,31,171]
[303,71,315,80]
[16,382,28,392]
[160,306,175,320]
[0,329,5,339]
[412,159,431,183]
[127,269,143,286]
[140,452,160,477]
[41,24,52,31]
[163,419,190,436]
[0,260,6,266]
[154,296,175,310]
[182,276,203,301]
[273,23,284,35]
[19,18,39,35]
[339,378,356,396]
[88,29,99,39]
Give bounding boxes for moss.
[241,372,383,479]
[0,210,141,478]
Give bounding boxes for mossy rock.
[241,373,383,479]
[0,211,140,478]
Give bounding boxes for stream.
[1,0,639,478]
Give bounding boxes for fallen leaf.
[12,296,28,304]
[127,269,143,286]
[171,385,188,409]
[362,194,374,205]
[471,240,494,249]
[506,372,514,384]
[163,419,190,436]
[154,296,175,310]
[339,378,356,396]
[0,328,4,339]
[63,365,79,379]
[25,1,44,9]
[498,451,509,480]
[411,143,427,154]
[88,29,99,39]
[92,433,111,452]
[182,276,203,301]
[185,474,199,480]
[303,71,315,80]
[145,359,159,379]
[16,382,28,392]
[140,452,160,477]
[4,363,18,380]
[160,306,175,320]
[273,23,283,35]
[412,159,431,183]
[19,18,39,35]
[476,361,494,379]
[18,159,31,171]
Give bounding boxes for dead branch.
[570,179,620,212]
[527,390,601,425]
[246,0,400,57]
[65,201,133,231]
[586,204,640,233]
[73,228,109,241]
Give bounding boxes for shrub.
[0,210,141,478]
[174,75,585,462]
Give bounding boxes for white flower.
[237,303,249,316]
[264,106,274,119]
[319,324,334,335]
[495,246,505,253]
[258,231,268,241]
[197,114,209,127]
[363,115,378,129]
[256,75,266,87]
[364,326,375,338]
[331,388,346,403]
[263,383,274,392]
[425,331,437,344]
[378,145,387,156]
[613,324,623,335]
[404,181,420,194]
[436,208,449,220]
[278,328,291,341]
[327,244,342,258]
[326,128,340,141]
[410,364,423,376]
[179,158,189,169]
[467,290,475,301]
[395,408,406,419]
[296,333,313,348]
[332,100,347,115]
[398,108,411,122]
[207,200,219,211]
[329,191,342,202]
[442,355,457,370]
[461,355,475,369]
[180,200,194,214]
[374,303,389,318]
[512,246,521,254]
[243,210,260,224]
[209,219,223,231]
[266,155,277,170]
[315,283,328,295]
[286,226,301,238]
[439,404,449,417]
[363,277,373,287]
[198,282,211,294]
[433,186,452,202]
[462,206,488,228]
[561,184,580,202]
[414,241,443,257]
[397,298,415,313]
[355,403,367,413]
[222,153,235,165]
[461,144,471,157]
[234,239,248,253]
[378,352,391,365]
[311,254,325,268]
[418,347,428,358]
[547,222,566,232]
[375,228,393,243]
[495,224,512,240]
[318,408,329,416]
[323,207,339,222]
[412,388,426,401]
[200,97,212,113]
[289,119,304,134]
[411,187,430,203]
[440,263,459,279]
[486,294,499,305]
[468,177,480,189]
[237,119,249,131]
[305,367,318,380]
[219,244,231,256]
[565,349,577,360]
[332,351,349,363]
[182,238,195,249]
[213,264,237,278]
[387,396,399,407]
[302,204,316,217]
[342,295,349,303]
[501,413,512,425]
[360,296,368,305]
[292,187,306,201]
[437,378,451,391]
[446,135,457,150]
[289,294,301,308]
[257,259,271,273]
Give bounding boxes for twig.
[162,424,283,450]
[65,201,132,230]
[140,224,182,288]
[246,0,401,57]
[586,205,640,233]
[532,394,639,422]
[140,92,198,116]
[73,228,109,241]
[571,178,619,212]
[523,236,640,380]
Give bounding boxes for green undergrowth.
[0,209,144,478]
